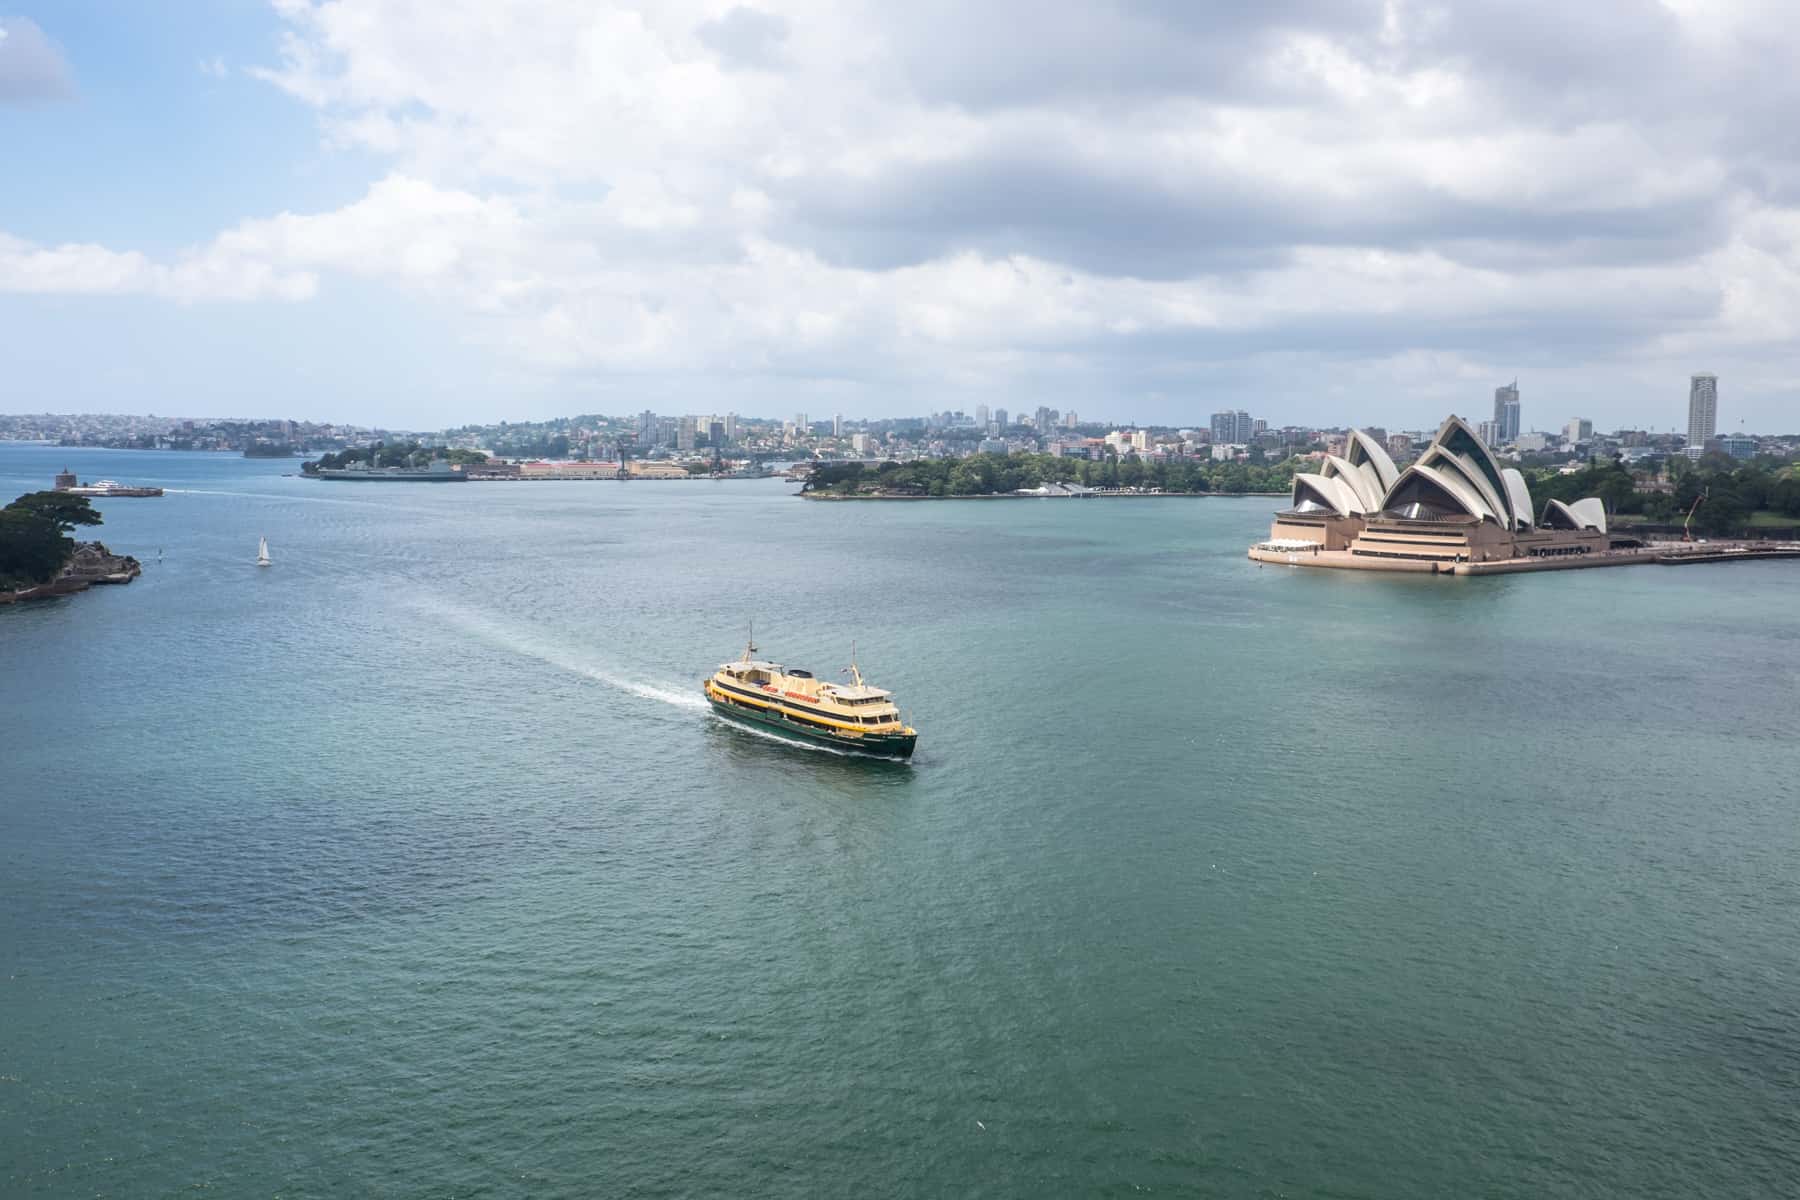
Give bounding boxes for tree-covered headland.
[0,491,103,589]
[303,442,488,473]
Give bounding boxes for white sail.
[256,537,271,566]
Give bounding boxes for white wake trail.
[415,597,707,712]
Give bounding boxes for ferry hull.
[705,691,917,760]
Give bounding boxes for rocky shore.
[0,542,142,604]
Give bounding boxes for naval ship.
[704,639,917,759]
[307,457,465,481]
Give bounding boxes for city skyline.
[10,376,1797,452]
[5,367,1791,441]
[4,6,1800,431]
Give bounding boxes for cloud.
[0,15,74,102]
[695,6,789,70]
[0,174,535,303]
[0,231,317,302]
[20,0,1800,425]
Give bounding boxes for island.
[303,441,489,478]
[799,452,1298,498]
[0,490,141,604]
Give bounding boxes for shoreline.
[0,542,142,605]
[801,490,1288,501]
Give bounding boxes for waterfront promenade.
[1249,538,1800,574]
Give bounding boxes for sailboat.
[256,536,271,568]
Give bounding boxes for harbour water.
[2,444,1797,1196]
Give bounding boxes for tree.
[5,491,103,534]
[1695,488,1749,535]
[0,507,76,588]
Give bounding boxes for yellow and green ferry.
[703,640,918,759]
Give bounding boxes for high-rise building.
[638,410,656,438]
[794,412,809,435]
[1063,411,1079,429]
[1034,406,1055,432]
[975,404,989,427]
[1493,381,1520,444]
[1478,419,1501,447]
[724,413,738,443]
[677,416,697,451]
[993,408,1008,430]
[832,413,843,437]
[709,421,725,448]
[1564,418,1593,445]
[1210,410,1253,444]
[1687,374,1718,450]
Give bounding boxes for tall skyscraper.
[993,408,1008,430]
[677,416,697,451]
[1688,374,1718,450]
[1493,381,1520,443]
[975,404,989,427]
[723,412,737,442]
[1211,410,1254,444]
[832,413,843,437]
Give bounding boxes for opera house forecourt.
[1249,415,1640,574]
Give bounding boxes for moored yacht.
[703,638,917,759]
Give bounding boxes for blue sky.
[3,2,1799,433]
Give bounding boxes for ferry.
[704,639,917,759]
[57,478,164,498]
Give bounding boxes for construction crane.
[1683,487,1708,542]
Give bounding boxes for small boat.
[703,636,917,759]
[256,537,271,568]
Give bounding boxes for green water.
[2,446,1796,1197]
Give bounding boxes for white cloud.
[0,233,316,302]
[13,0,1800,424]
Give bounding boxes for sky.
[3,1,1799,433]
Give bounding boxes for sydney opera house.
[1249,415,1631,572]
